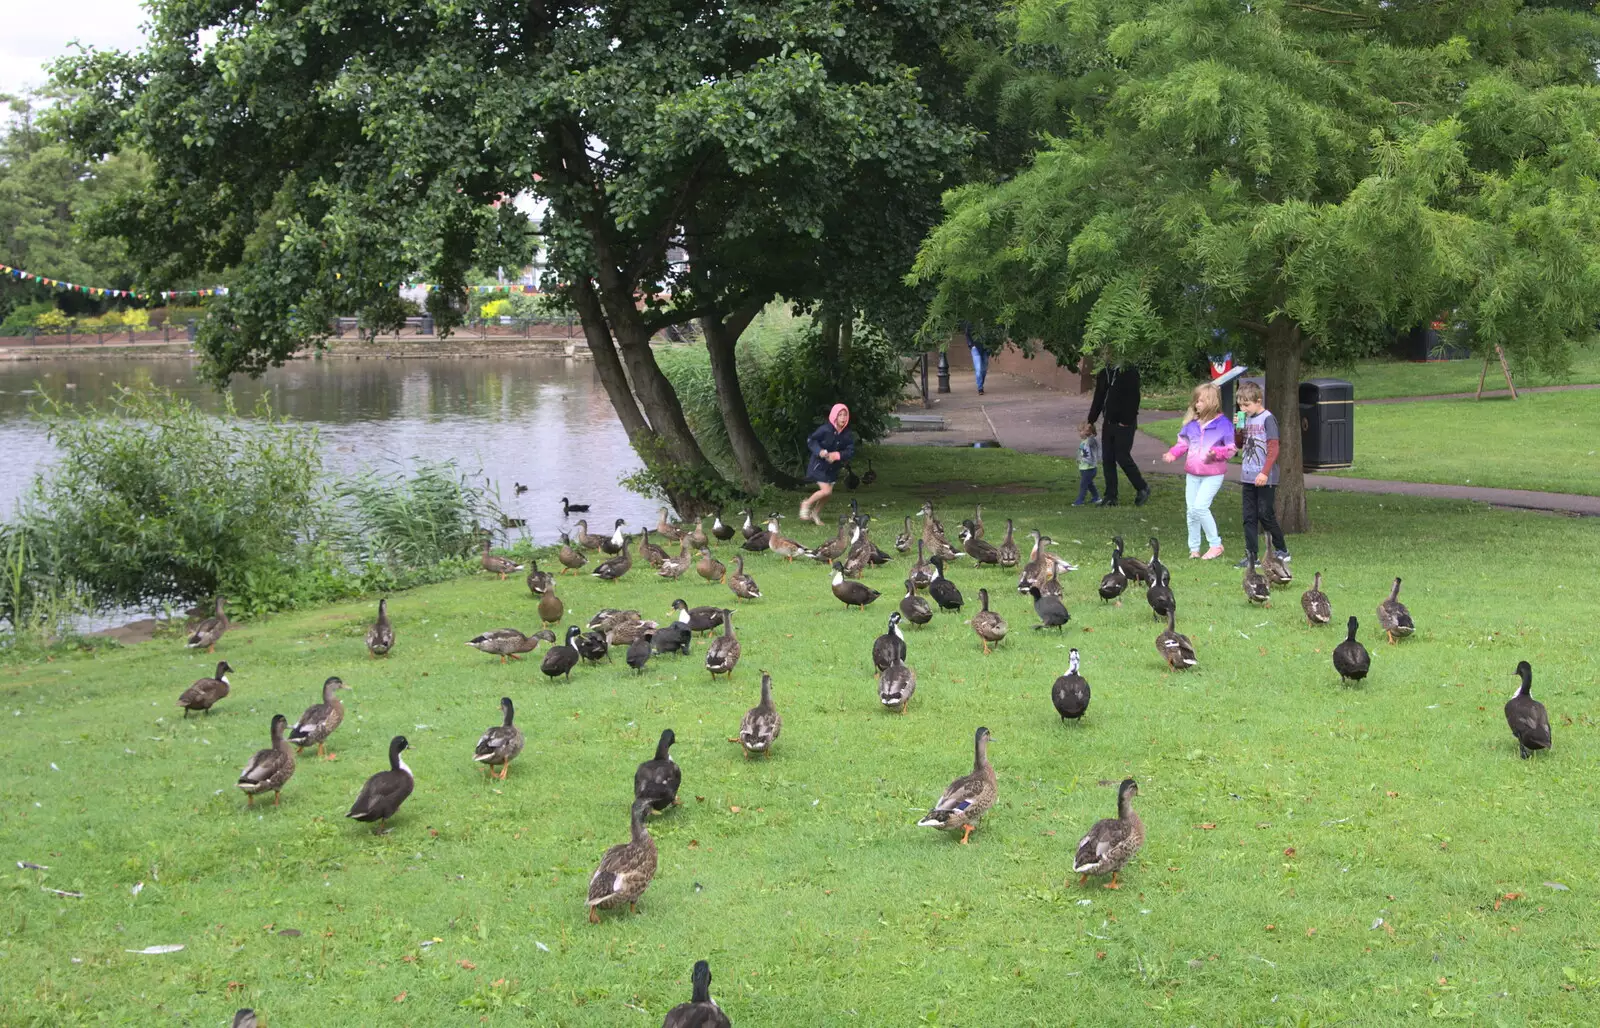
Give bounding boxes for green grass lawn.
[1145,389,1600,496]
[3,446,1599,1025]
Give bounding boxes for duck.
[872,612,908,674]
[1145,565,1175,621]
[831,561,881,610]
[657,538,693,580]
[514,482,529,495]
[910,539,935,590]
[664,960,731,1028]
[481,539,525,580]
[653,614,692,653]
[525,560,554,596]
[722,555,760,601]
[710,509,735,542]
[959,521,1001,566]
[538,584,565,627]
[839,522,874,577]
[636,529,668,569]
[741,512,773,552]
[1155,610,1197,670]
[739,507,760,540]
[1242,556,1272,605]
[558,533,589,574]
[634,728,681,812]
[473,697,525,780]
[766,516,816,562]
[178,661,232,717]
[671,598,725,635]
[655,507,685,542]
[1030,585,1070,631]
[467,627,542,663]
[1300,571,1332,625]
[236,713,296,808]
[844,462,861,490]
[917,726,997,844]
[971,588,1008,654]
[288,675,349,758]
[586,799,658,923]
[599,518,629,555]
[1260,549,1293,587]
[233,1010,258,1028]
[1113,535,1150,585]
[861,459,878,486]
[625,632,655,673]
[589,608,642,634]
[576,630,611,665]
[606,616,658,649]
[1332,616,1370,685]
[591,537,634,582]
[816,515,854,562]
[894,515,914,553]
[879,653,916,714]
[1071,778,1145,889]
[1098,547,1128,604]
[970,503,986,539]
[996,519,1021,568]
[919,501,960,561]
[185,595,230,653]
[561,496,590,515]
[366,597,394,657]
[1052,649,1090,722]
[1147,537,1167,586]
[734,671,781,756]
[540,626,584,680]
[1377,577,1414,644]
[685,518,710,551]
[706,609,741,680]
[696,547,728,585]
[1036,555,1065,599]
[346,735,414,832]
[574,519,606,551]
[899,578,934,626]
[928,555,964,611]
[1505,661,1551,759]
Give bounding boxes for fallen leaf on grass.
[394,991,407,1003]
[729,805,741,814]
[1195,823,1216,830]
[688,839,699,849]
[1306,927,1316,937]
[1264,924,1276,931]
[459,959,477,970]
[1283,847,1296,858]
[1385,791,1398,798]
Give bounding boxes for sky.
[0,0,149,99]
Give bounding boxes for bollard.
[936,350,951,393]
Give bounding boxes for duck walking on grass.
[288,676,349,758]
[1155,610,1197,671]
[179,661,232,717]
[735,672,782,758]
[879,654,916,714]
[236,714,296,808]
[366,598,394,656]
[634,729,681,812]
[872,612,907,675]
[541,626,583,680]
[468,627,542,663]
[1332,616,1370,685]
[927,556,963,612]
[1031,585,1070,631]
[658,538,693,580]
[586,799,658,924]
[918,727,996,844]
[706,610,741,680]
[1072,778,1144,889]
[727,555,761,600]
[1098,547,1128,604]
[831,561,880,610]
[473,697,525,780]
[480,539,524,580]
[997,518,1020,568]
[592,536,634,582]
[899,578,934,627]
[186,595,230,652]
[1243,556,1272,606]
[1505,661,1551,760]
[1146,565,1175,621]
[971,588,1008,654]
[664,959,731,1028]
[711,510,735,542]
[698,548,728,585]
[558,533,588,574]
[1052,649,1090,723]
[1377,577,1415,644]
[1301,572,1332,625]
[960,520,1001,566]
[600,518,628,555]
[346,735,414,833]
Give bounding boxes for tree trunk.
[571,277,651,440]
[1264,318,1308,533]
[701,307,801,493]
[817,305,842,383]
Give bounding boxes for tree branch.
[1286,3,1374,19]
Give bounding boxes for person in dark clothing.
[1086,362,1150,506]
[800,403,855,526]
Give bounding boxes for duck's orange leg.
[958,824,974,845]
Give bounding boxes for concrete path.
[886,369,1600,516]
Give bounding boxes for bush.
[338,459,501,584]
[0,301,60,335]
[121,308,151,330]
[33,309,73,334]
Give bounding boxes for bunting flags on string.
[399,281,542,295]
[1,263,225,302]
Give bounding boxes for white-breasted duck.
[346,735,414,832]
[664,960,730,1028]
[1146,564,1175,621]
[179,661,232,716]
[1097,543,1128,604]
[599,518,628,555]
[1052,649,1089,722]
[1031,585,1070,631]
[592,536,634,582]
[960,521,1001,566]
[710,510,735,542]
[831,561,881,610]
[540,626,583,680]
[872,611,907,675]
[1505,660,1551,760]
[928,555,963,612]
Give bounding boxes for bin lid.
[1300,378,1353,402]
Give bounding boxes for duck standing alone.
[236,714,296,807]
[346,735,414,832]
[917,727,997,844]
[1505,660,1551,759]
[366,598,394,656]
[186,595,230,652]
[473,697,525,780]
[1377,577,1415,644]
[1072,778,1145,889]
[586,799,658,923]
[735,671,782,758]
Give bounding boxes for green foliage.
[338,459,500,582]
[0,300,57,335]
[0,522,90,643]
[619,433,754,513]
[31,308,71,333]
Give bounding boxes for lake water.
[0,356,664,546]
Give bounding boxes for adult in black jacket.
[1086,363,1151,506]
[800,403,855,526]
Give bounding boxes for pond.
[0,355,665,546]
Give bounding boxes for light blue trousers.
[1184,473,1225,552]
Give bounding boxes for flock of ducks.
[175,492,1552,1026]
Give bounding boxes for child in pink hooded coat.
[800,404,854,526]
[1162,382,1235,559]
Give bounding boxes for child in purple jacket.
[1162,383,1236,559]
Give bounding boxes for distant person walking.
[1162,383,1235,560]
[800,403,855,526]
[1072,421,1101,506]
[1086,360,1150,506]
[1232,380,1290,568]
[963,323,989,395]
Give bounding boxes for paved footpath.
[885,370,1600,516]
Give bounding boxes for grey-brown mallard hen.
[236,713,296,807]
[919,502,960,561]
[637,529,668,569]
[894,515,914,554]
[366,597,394,657]
[899,578,933,626]
[997,519,1020,568]
[232,1010,257,1028]
[1377,577,1414,644]
[734,671,781,757]
[1301,571,1331,625]
[288,675,348,758]
[1156,610,1197,670]
[1332,615,1370,685]
[346,735,414,832]
[657,537,693,580]
[971,588,1008,654]
[839,522,873,577]
[911,539,935,590]
[970,503,985,539]
[1072,778,1145,889]
[1505,661,1551,760]
[606,616,658,649]
[473,696,524,780]
[685,517,709,551]
[878,653,916,714]
[468,627,542,663]
[186,595,230,652]
[178,661,232,716]
[586,799,658,923]
[538,585,565,627]
[664,960,731,1028]
[766,516,816,562]
[1052,649,1089,722]
[655,507,685,542]
[588,608,642,634]
[481,539,525,580]
[634,728,681,812]
[816,515,854,563]
[697,548,727,584]
[1243,557,1271,605]
[558,533,588,574]
[726,555,761,600]
[525,560,554,596]
[1260,549,1293,587]
[574,519,606,551]
[706,609,741,680]
[917,726,996,844]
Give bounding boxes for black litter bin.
[1299,378,1353,470]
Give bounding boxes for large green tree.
[56,1,993,508]
[915,0,1600,530]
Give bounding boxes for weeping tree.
[914,0,1600,531]
[54,1,993,511]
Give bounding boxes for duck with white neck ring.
[346,735,414,833]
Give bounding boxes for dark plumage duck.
[1146,537,1167,588]
[652,620,692,657]
[625,632,654,673]
[637,529,668,569]
[997,519,1020,568]
[1301,571,1332,625]
[697,548,727,585]
[899,578,933,626]
[971,588,1008,654]
[664,960,730,1028]
[878,654,916,714]
[186,595,230,653]
[540,626,583,680]
[634,728,681,812]
[1243,556,1272,606]
[178,661,232,717]
[1052,649,1089,722]
[705,609,741,680]
[1505,661,1551,759]
[558,533,588,574]
[366,597,394,657]
[1113,535,1150,585]
[970,503,985,539]
[831,561,881,610]
[233,1010,258,1028]
[726,555,761,600]
[468,626,542,663]
[1377,577,1414,644]
[599,518,628,555]
[741,512,774,552]
[739,507,760,540]
[861,458,878,486]
[872,612,908,674]
[473,697,524,780]
[671,598,725,635]
[735,671,781,757]
[288,675,348,758]
[538,585,565,627]
[917,726,996,844]
[346,735,414,832]
[710,510,735,542]
[1155,610,1197,670]
[1146,565,1175,621]
[561,496,590,515]
[1332,616,1370,685]
[921,555,959,612]
[480,539,525,580]
[576,630,611,665]
[1098,546,1128,604]
[586,799,658,923]
[1031,585,1070,631]
[959,521,1001,566]
[1072,778,1145,889]
[605,616,657,648]
[236,714,296,808]
[525,560,554,596]
[592,537,634,582]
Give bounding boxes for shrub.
[0,522,91,642]
[0,301,58,336]
[33,309,73,334]
[338,459,500,583]
[121,308,151,330]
